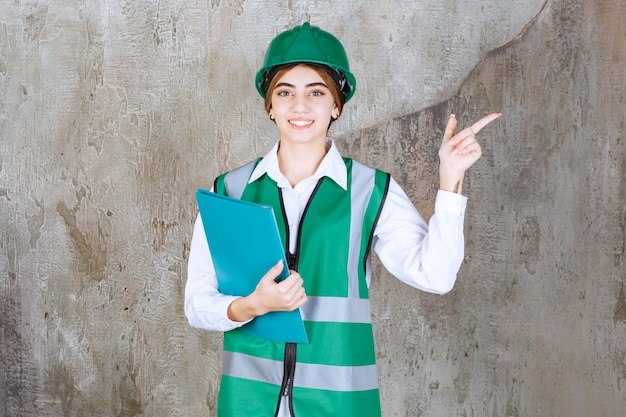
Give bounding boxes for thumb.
[442,114,457,145]
[260,260,285,284]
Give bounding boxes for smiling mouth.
[289,120,313,127]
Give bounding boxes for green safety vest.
[213,157,390,417]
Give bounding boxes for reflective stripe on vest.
[347,161,376,297]
[223,351,379,392]
[299,295,371,323]
[218,159,256,199]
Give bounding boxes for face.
[269,65,340,147]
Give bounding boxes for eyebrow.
[275,82,329,89]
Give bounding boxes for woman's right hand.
[226,260,307,322]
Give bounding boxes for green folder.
[196,188,308,343]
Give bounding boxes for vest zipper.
[274,179,324,417]
[275,342,297,417]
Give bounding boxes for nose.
[291,93,309,113]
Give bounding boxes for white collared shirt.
[185,139,467,331]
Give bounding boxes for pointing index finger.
[470,113,502,135]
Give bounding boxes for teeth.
[290,120,313,126]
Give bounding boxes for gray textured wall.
[1,0,625,416]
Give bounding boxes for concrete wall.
[1,0,624,416]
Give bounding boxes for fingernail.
[450,114,456,118]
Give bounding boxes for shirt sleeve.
[185,213,252,331]
[372,177,467,294]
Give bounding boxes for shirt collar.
[248,138,348,190]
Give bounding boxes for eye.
[276,90,291,97]
[310,90,324,97]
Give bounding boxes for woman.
[185,22,500,417]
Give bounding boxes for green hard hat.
[255,22,357,102]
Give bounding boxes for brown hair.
[264,63,346,121]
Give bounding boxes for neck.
[277,139,328,187]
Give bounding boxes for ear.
[332,104,340,120]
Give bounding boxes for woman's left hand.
[438,112,501,193]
